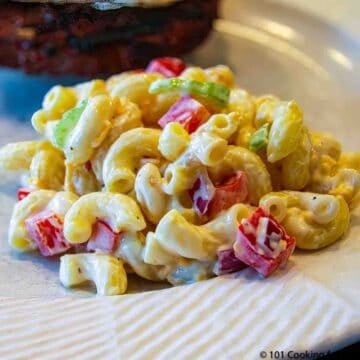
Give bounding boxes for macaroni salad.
[1,57,359,295]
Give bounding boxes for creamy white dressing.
[192,170,215,213]
[46,192,79,217]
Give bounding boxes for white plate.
[0,0,359,358]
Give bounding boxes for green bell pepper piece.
[249,123,270,152]
[149,78,230,107]
[54,100,88,149]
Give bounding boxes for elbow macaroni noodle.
[280,128,312,190]
[266,100,304,163]
[9,190,78,252]
[134,163,168,224]
[60,254,127,296]
[155,209,221,261]
[162,131,228,195]
[63,94,115,164]
[158,122,191,161]
[260,191,350,249]
[103,128,162,193]
[116,231,170,281]
[196,112,240,140]
[64,162,100,196]
[1,61,358,295]
[64,192,146,244]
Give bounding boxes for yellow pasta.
[91,98,144,183]
[158,122,190,161]
[210,146,272,204]
[311,131,342,162]
[134,163,168,224]
[205,65,235,88]
[42,85,77,119]
[0,140,64,190]
[339,152,360,171]
[103,128,162,193]
[165,192,198,224]
[307,132,360,203]
[143,232,180,266]
[203,204,254,246]
[31,109,52,134]
[154,209,221,261]
[29,147,65,190]
[64,94,115,164]
[1,60,358,295]
[110,72,178,125]
[196,112,240,140]
[64,162,100,196]
[280,128,312,190]
[234,124,256,148]
[254,95,279,128]
[9,190,78,252]
[0,140,53,172]
[162,132,228,195]
[64,192,146,244]
[180,66,208,82]
[154,204,252,261]
[74,79,107,101]
[260,191,350,249]
[226,88,256,125]
[60,254,127,295]
[116,231,170,281]
[181,64,235,89]
[267,100,304,163]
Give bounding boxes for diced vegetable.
[214,247,247,275]
[84,161,92,172]
[87,220,121,253]
[17,188,32,201]
[53,99,88,148]
[149,78,230,107]
[189,170,216,215]
[146,57,186,78]
[158,96,210,133]
[25,210,71,256]
[208,171,248,217]
[249,123,269,152]
[189,171,248,217]
[233,208,296,277]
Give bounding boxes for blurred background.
[0,0,358,123]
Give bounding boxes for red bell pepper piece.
[189,171,248,218]
[87,220,121,253]
[214,247,247,275]
[208,171,248,217]
[234,208,296,277]
[188,170,216,215]
[158,95,210,133]
[17,188,32,201]
[84,161,92,172]
[145,57,186,78]
[25,210,71,256]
